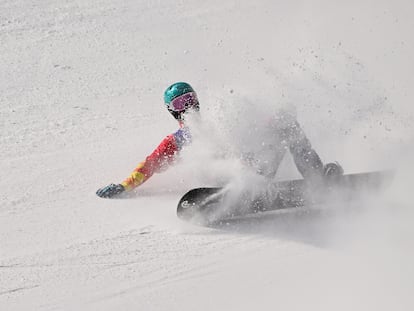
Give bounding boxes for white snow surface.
[1,0,414,310]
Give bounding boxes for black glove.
[96,184,125,198]
[323,162,344,177]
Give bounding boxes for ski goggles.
[166,92,199,112]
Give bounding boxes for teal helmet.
[164,82,199,120]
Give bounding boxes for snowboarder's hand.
[323,162,344,177]
[96,184,125,198]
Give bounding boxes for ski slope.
[1,0,413,310]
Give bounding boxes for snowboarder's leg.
[281,119,325,179]
[280,116,343,179]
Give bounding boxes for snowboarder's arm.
[121,134,179,191]
[96,127,191,198]
[120,127,191,191]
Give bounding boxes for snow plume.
[181,45,400,195]
[178,39,414,310]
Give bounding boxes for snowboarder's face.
[168,105,200,123]
[167,92,200,122]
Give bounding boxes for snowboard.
[177,170,394,224]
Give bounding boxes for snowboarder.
[96,82,342,198]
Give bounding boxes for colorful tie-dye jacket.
[121,126,191,191]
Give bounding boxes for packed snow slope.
[1,0,413,310]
